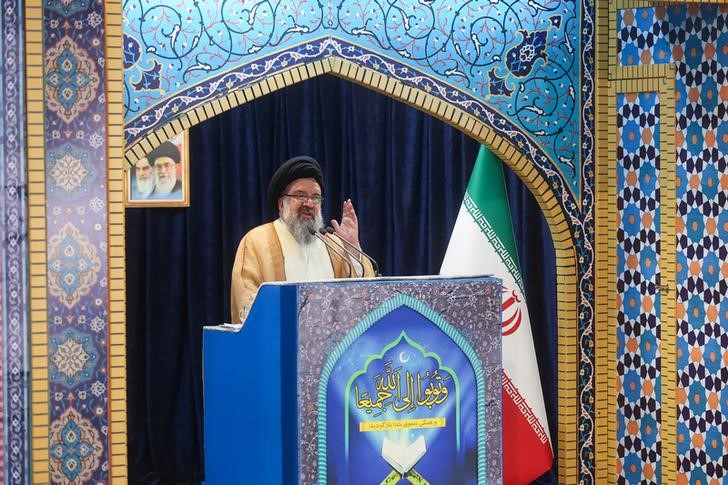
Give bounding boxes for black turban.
[148,141,180,165]
[267,155,324,210]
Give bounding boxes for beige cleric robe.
[230,221,374,323]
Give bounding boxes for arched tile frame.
[124,57,584,482]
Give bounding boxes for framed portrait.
[125,130,190,207]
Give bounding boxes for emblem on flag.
[501,288,523,336]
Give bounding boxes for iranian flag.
[440,146,553,484]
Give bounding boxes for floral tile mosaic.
[43,0,111,482]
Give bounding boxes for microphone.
[309,228,353,278]
[324,226,381,277]
[318,228,366,276]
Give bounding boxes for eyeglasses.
[155,161,176,171]
[281,193,323,205]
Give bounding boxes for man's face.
[278,178,323,244]
[135,157,152,181]
[153,156,178,193]
[134,157,154,196]
[278,178,322,222]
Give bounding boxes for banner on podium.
[295,280,502,485]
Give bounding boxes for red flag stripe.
[501,372,553,484]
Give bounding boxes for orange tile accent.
[643,256,653,270]
[623,9,634,25]
[627,254,638,270]
[642,295,653,313]
[672,45,684,62]
[707,349,718,364]
[675,129,685,146]
[706,262,716,278]
[690,260,701,276]
[706,217,716,235]
[642,127,653,144]
[691,346,702,362]
[705,129,715,147]
[706,305,717,322]
[626,171,638,186]
[708,392,719,410]
[643,463,654,480]
[676,302,686,319]
[688,87,700,103]
[642,211,653,228]
[676,216,685,234]
[642,379,653,396]
[626,337,638,353]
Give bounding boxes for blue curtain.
[126,74,557,484]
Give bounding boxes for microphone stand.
[309,229,353,278]
[325,226,381,277]
[319,228,366,276]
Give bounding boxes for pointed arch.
[121,56,579,479]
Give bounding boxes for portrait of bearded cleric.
[126,130,189,207]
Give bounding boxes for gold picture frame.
[125,130,190,207]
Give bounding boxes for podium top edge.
[257,274,499,287]
[205,275,501,329]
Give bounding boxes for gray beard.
[136,177,154,197]
[155,175,177,195]
[280,200,324,245]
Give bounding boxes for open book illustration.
[381,435,426,475]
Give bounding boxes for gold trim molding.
[25,0,50,481]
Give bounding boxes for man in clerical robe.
[230,155,375,323]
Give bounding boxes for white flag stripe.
[441,204,551,442]
[462,193,524,292]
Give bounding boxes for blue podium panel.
[203,284,299,484]
[204,276,502,485]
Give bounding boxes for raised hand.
[331,198,361,249]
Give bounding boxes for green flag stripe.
[463,193,524,293]
[465,146,521,274]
